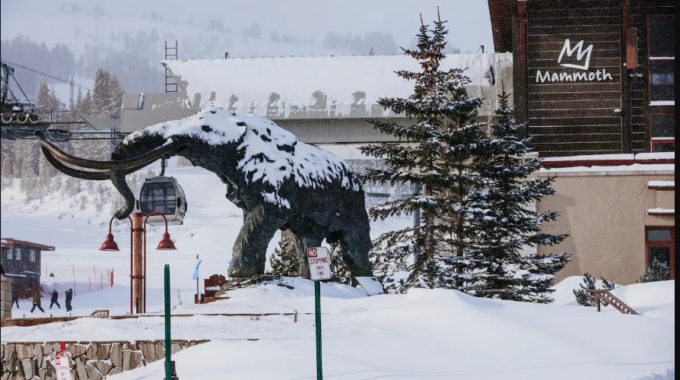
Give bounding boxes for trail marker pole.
[306,247,332,380]
[164,264,176,380]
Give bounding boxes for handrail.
[589,289,638,315]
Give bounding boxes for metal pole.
[129,224,133,315]
[132,212,143,314]
[315,280,322,380]
[164,264,172,380]
[143,223,147,313]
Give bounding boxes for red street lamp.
[100,211,176,314]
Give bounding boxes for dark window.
[649,61,674,101]
[140,182,177,216]
[645,226,675,279]
[649,16,674,57]
[649,114,674,152]
[648,15,675,103]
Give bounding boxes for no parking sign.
[306,247,331,281]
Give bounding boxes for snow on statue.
[39,103,373,279]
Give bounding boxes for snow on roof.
[648,180,675,188]
[124,104,361,209]
[163,53,511,119]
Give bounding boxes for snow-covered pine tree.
[269,230,299,277]
[329,242,352,284]
[639,258,670,282]
[360,13,485,290]
[446,89,570,303]
[573,273,596,306]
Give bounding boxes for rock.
[171,343,181,355]
[139,342,156,362]
[86,344,110,360]
[33,345,44,368]
[85,363,103,380]
[21,358,35,378]
[17,344,34,360]
[92,360,113,376]
[75,357,87,380]
[67,344,87,358]
[109,343,122,368]
[108,367,123,376]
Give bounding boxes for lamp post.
[100,210,176,314]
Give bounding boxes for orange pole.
[132,212,144,314]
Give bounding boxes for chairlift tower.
[164,41,178,93]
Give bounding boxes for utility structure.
[37,133,185,315]
[100,209,176,314]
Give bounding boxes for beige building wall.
[536,167,674,285]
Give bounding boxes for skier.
[30,285,45,313]
[11,285,20,309]
[50,289,61,309]
[65,288,73,312]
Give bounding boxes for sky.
[1,0,494,54]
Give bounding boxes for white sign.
[355,276,385,296]
[535,38,614,83]
[52,353,74,380]
[306,247,332,281]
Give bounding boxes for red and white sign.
[52,343,74,380]
[306,247,332,281]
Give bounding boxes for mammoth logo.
[557,39,593,71]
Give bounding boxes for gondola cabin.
[138,176,187,225]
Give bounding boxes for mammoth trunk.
[110,170,137,220]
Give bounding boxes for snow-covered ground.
[1,161,674,379]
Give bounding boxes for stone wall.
[1,339,208,379]
[0,276,11,320]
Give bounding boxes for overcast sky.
[1,0,494,53]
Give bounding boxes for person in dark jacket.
[65,288,73,312]
[11,285,20,308]
[49,289,61,309]
[30,285,44,313]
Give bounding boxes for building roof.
[488,0,516,53]
[163,53,512,119]
[0,238,55,251]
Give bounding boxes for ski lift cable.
[0,59,93,91]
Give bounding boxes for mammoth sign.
[535,39,614,83]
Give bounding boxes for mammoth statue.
[39,104,373,279]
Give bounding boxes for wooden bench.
[203,274,227,302]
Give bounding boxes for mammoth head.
[38,104,249,220]
[38,132,184,220]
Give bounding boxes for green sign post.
[164,264,172,380]
[314,280,323,380]
[306,247,332,380]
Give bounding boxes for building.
[489,0,675,156]
[121,53,513,144]
[0,238,55,295]
[489,0,675,283]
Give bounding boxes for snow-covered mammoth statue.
[39,104,373,279]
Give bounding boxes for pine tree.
[360,13,485,290]
[639,259,670,282]
[329,243,352,284]
[269,230,299,277]
[573,273,596,306]
[446,90,570,303]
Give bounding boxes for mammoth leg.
[291,231,324,279]
[228,205,283,278]
[338,218,374,277]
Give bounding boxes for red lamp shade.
[99,233,120,251]
[156,232,176,250]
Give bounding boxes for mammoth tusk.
[41,146,111,180]
[38,133,183,171]
[41,146,164,180]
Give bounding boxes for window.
[29,250,36,262]
[5,249,11,260]
[645,226,675,279]
[649,114,675,152]
[648,15,675,104]
[14,248,21,261]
